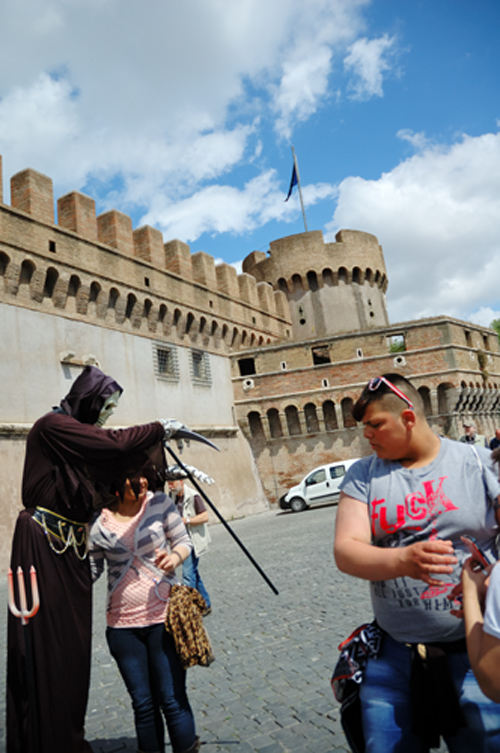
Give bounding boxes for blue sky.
[0,0,499,326]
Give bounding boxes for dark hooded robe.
[7,366,166,753]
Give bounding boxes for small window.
[330,465,346,479]
[464,330,472,347]
[356,348,363,358]
[153,342,179,382]
[238,358,256,376]
[322,378,329,388]
[191,349,211,386]
[49,240,56,253]
[312,346,331,365]
[306,469,326,486]
[387,334,406,353]
[280,361,287,370]
[144,277,150,287]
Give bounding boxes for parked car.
[279,458,360,512]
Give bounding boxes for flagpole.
[291,145,308,233]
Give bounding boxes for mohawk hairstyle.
[352,373,424,422]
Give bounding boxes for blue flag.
[285,163,298,202]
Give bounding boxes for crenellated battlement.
[242,229,390,339]
[0,156,292,352]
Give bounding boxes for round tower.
[242,229,389,340]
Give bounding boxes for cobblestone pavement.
[1,505,449,752]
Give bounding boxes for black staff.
[165,441,279,595]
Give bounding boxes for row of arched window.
[275,266,387,295]
[0,252,275,350]
[245,383,500,442]
[247,399,356,441]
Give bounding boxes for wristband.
[186,517,191,525]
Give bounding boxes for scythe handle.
[165,444,279,595]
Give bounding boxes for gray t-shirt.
[484,562,500,640]
[340,438,500,643]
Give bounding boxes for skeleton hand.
[159,419,188,441]
[166,463,214,485]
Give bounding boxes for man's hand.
[400,539,457,586]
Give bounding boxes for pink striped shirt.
[101,498,170,628]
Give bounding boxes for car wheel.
[290,496,307,512]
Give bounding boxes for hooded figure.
[7,366,167,753]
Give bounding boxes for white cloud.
[141,170,336,241]
[467,307,500,328]
[0,0,367,233]
[327,131,500,323]
[344,34,397,100]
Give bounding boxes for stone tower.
[242,229,389,340]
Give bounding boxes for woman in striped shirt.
[89,473,200,753]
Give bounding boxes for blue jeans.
[182,552,210,609]
[106,624,196,753]
[359,632,500,753]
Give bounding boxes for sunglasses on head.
[368,376,414,411]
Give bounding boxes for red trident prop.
[8,565,40,624]
[8,565,41,753]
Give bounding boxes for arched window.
[285,405,301,436]
[221,324,229,342]
[125,293,136,319]
[0,252,10,277]
[278,278,288,293]
[352,267,361,284]
[159,304,167,323]
[341,397,356,428]
[144,299,153,319]
[211,320,218,337]
[20,259,35,286]
[304,403,319,433]
[185,312,195,334]
[108,288,120,310]
[43,267,58,298]
[89,281,100,303]
[323,400,338,431]
[322,268,333,287]
[338,267,348,284]
[365,268,373,284]
[292,274,303,293]
[199,317,207,334]
[173,309,182,328]
[418,386,432,417]
[248,411,265,441]
[267,409,283,439]
[68,275,80,297]
[306,271,318,292]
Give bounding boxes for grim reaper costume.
[7,366,167,753]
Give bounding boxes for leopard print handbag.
[165,584,215,669]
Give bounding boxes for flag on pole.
[285,163,298,202]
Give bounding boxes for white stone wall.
[0,302,268,569]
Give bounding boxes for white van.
[280,458,360,512]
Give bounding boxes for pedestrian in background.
[490,428,500,450]
[460,420,488,447]
[168,477,212,615]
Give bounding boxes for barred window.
[191,349,211,386]
[153,342,179,382]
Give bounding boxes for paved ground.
[1,505,450,752]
